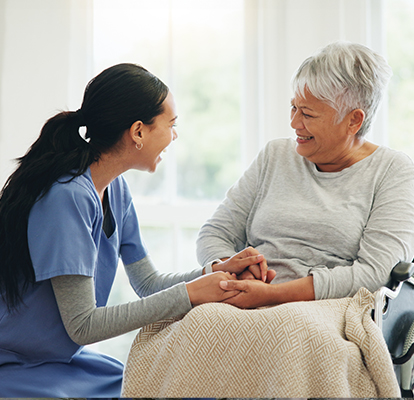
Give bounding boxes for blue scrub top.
[0,169,147,397]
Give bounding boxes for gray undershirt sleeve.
[51,256,200,346]
[124,254,203,297]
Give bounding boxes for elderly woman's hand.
[211,247,269,282]
[219,279,273,309]
[219,275,315,308]
[237,264,277,282]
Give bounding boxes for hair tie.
[75,108,86,126]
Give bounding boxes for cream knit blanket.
[122,287,400,398]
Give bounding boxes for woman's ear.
[348,109,365,136]
[128,121,144,145]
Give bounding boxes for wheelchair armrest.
[391,261,414,283]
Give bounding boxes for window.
[90,0,243,362]
[94,0,243,271]
[386,0,414,159]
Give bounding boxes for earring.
[135,142,143,150]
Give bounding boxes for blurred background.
[0,0,413,362]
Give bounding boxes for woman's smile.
[296,135,314,143]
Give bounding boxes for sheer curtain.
[0,0,388,362]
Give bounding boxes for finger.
[248,264,261,280]
[259,258,268,282]
[234,246,262,259]
[219,280,248,291]
[236,246,259,258]
[219,290,240,301]
[238,270,255,280]
[266,269,277,283]
[223,295,246,309]
[234,254,264,269]
[220,272,239,281]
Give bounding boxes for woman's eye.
[290,105,313,118]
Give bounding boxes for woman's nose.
[290,110,303,129]
[172,128,178,141]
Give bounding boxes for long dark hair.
[0,63,169,310]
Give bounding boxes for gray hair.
[291,41,392,137]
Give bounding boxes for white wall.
[0,0,92,187]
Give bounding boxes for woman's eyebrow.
[291,101,314,112]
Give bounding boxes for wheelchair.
[374,261,414,397]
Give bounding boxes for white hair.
[291,41,393,137]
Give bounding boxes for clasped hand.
[212,246,276,283]
[187,247,276,308]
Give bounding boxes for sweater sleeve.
[196,146,265,265]
[51,272,192,346]
[310,153,414,299]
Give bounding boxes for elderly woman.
[196,41,414,308]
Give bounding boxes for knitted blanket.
[122,287,400,398]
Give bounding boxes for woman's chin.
[148,156,162,173]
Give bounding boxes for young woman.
[0,63,267,397]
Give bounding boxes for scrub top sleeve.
[28,182,99,281]
[120,201,148,265]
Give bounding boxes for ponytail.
[0,111,96,311]
[0,63,168,310]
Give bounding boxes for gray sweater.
[196,138,414,300]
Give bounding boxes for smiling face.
[290,88,366,172]
[132,91,178,173]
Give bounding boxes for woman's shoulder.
[258,137,296,161]
[373,145,414,171]
[257,137,302,170]
[366,146,414,192]
[37,170,100,215]
[29,172,102,242]
[265,137,296,151]
[53,171,97,198]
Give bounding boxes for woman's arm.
[126,249,269,299]
[124,255,202,298]
[219,276,315,308]
[196,147,266,266]
[51,272,240,346]
[310,154,414,299]
[51,274,192,345]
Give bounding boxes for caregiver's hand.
[211,247,269,282]
[186,272,239,306]
[219,279,273,309]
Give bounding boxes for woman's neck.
[315,140,379,173]
[89,153,127,202]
